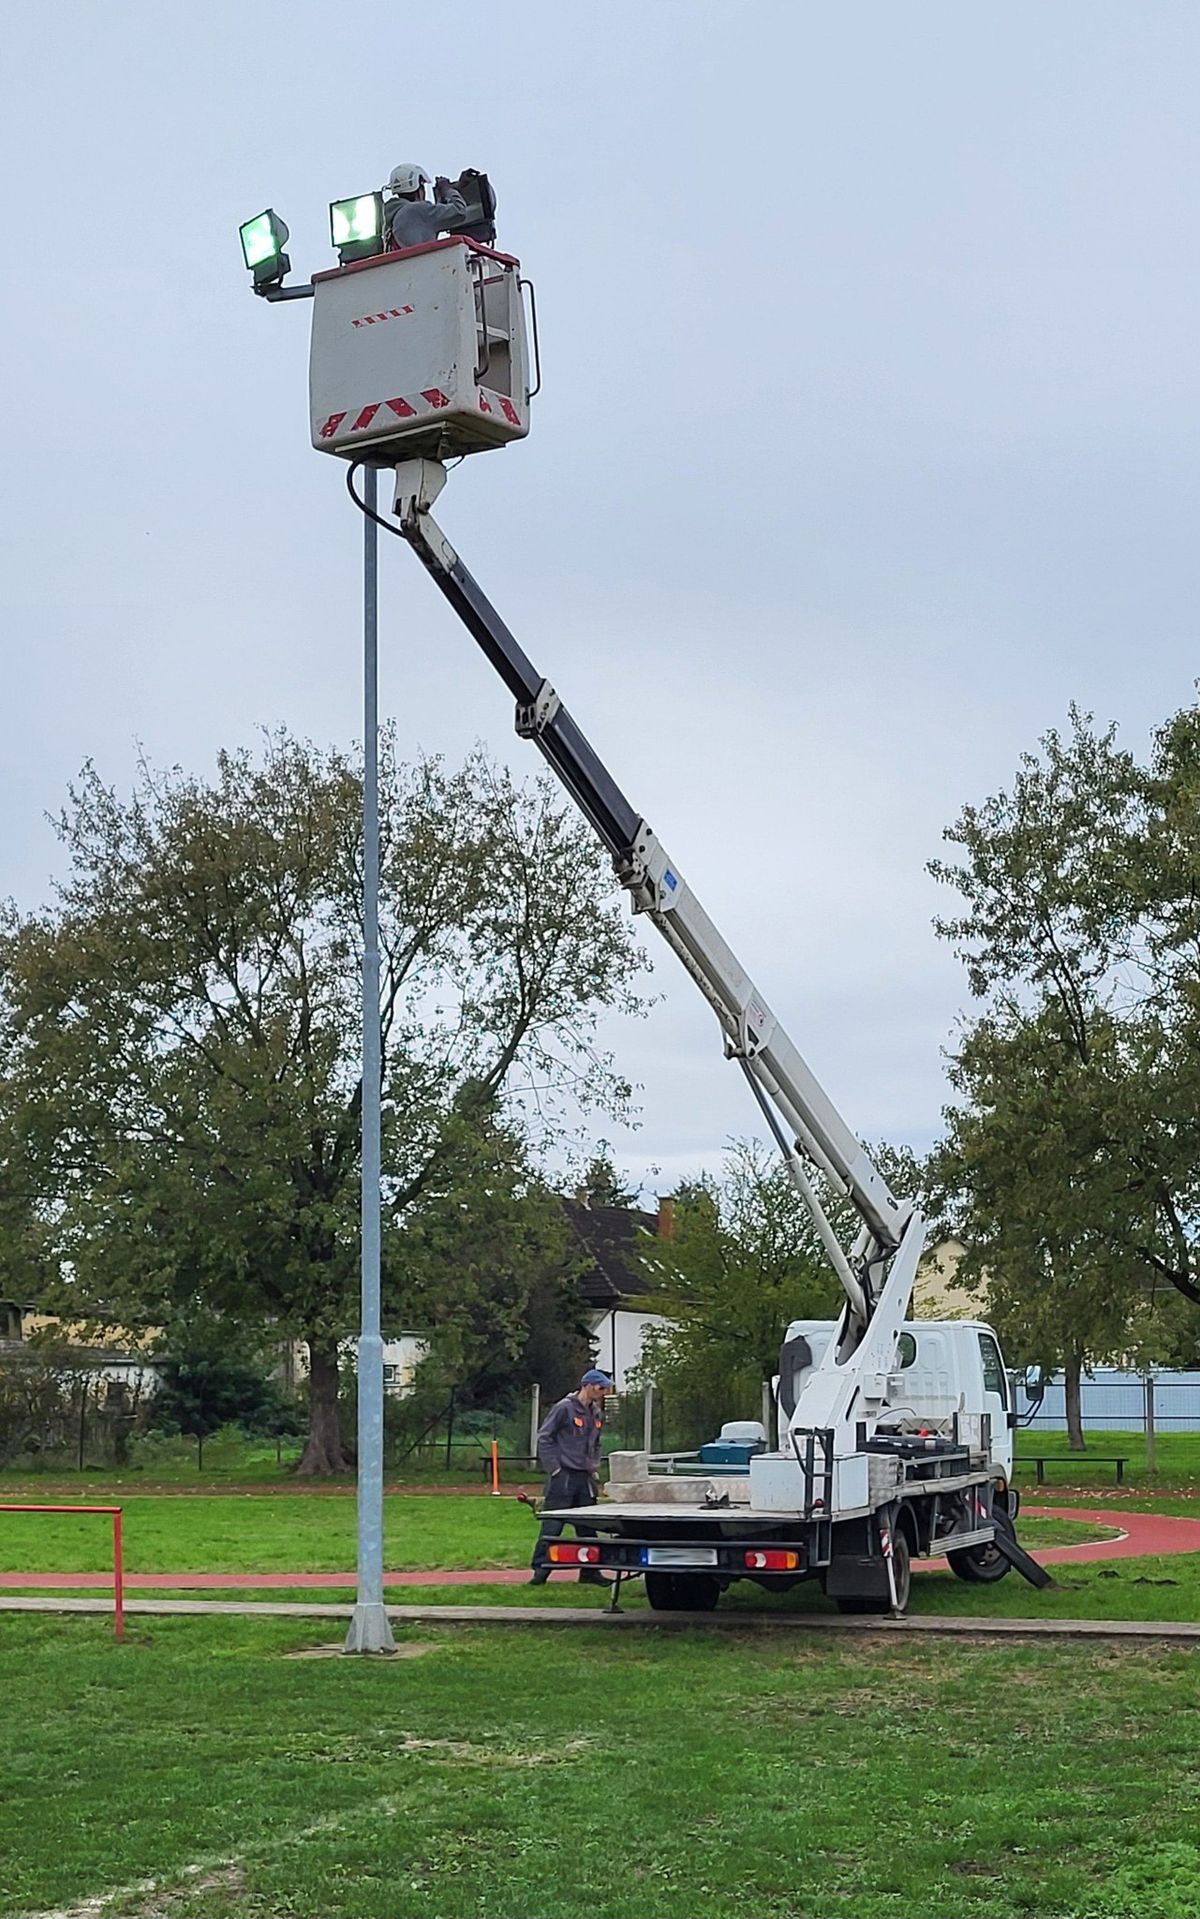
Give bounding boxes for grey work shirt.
[536,1393,604,1475]
[387,188,468,251]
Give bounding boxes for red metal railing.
[0,1504,124,1641]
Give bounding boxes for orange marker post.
[490,1438,501,1495]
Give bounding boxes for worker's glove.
[434,175,451,199]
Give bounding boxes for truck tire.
[644,1571,721,1612]
[948,1505,1015,1584]
[834,1532,911,1615]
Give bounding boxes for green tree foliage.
[634,1140,853,1440]
[926,1006,1163,1445]
[574,1150,640,1210]
[0,1116,51,1315]
[396,1100,584,1401]
[930,700,1200,1438]
[152,1333,288,1470]
[0,735,648,1473]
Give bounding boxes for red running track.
[2,1506,1199,1589]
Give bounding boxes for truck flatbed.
[544,1467,996,1532]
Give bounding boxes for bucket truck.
[302,229,1049,1615]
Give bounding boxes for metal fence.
[1022,1368,1200,1434]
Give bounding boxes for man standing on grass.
[529,1368,612,1586]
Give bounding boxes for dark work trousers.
[531,1466,597,1572]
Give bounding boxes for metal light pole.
[345,463,396,1656]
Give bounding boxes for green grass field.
[1,1490,1195,1626]
[2,1614,1199,1919]
[0,1491,525,1575]
[1,1480,1197,1916]
[1014,1429,1200,1489]
[0,1493,1110,1578]
[25,1549,1188,1625]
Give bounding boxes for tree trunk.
[296,1340,351,1476]
[1064,1349,1086,1452]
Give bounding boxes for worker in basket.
[529,1369,612,1587]
[383,163,468,251]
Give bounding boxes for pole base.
[343,1602,397,1655]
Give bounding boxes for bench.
[478,1452,540,1483]
[1025,1454,1129,1486]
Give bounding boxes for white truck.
[303,230,1049,1615]
[590,1315,1029,1613]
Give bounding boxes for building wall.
[380,1334,429,1397]
[912,1238,984,1321]
[285,1332,431,1398]
[587,1308,672,1391]
[10,1311,161,1394]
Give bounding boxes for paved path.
[0,1592,1198,1644]
[2,1506,1198,1590]
[1018,1503,1200,1562]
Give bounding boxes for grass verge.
[2,1614,1200,1919]
[0,1498,1118,1581]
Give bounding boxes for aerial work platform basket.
[309,236,535,465]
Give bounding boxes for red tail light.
[547,1543,601,1565]
[744,1549,800,1571]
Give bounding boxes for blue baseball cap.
[580,1368,613,1388]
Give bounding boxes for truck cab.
[778,1317,1015,1481]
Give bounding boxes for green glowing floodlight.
[329,191,385,265]
[239,208,291,288]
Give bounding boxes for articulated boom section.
[788,1211,928,1457]
[392,461,922,1387]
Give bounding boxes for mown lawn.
[1014,1428,1200,1489]
[49,1546,1192,1624]
[0,1494,1111,1579]
[1,1614,1199,1919]
[5,1488,1196,1628]
[117,1545,1192,1623]
[0,1492,526,1575]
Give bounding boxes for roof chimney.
[657,1196,675,1240]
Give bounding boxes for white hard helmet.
[386,163,431,196]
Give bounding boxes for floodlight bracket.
[256,281,316,302]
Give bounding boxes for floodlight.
[330,192,385,265]
[239,208,291,290]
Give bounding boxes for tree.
[0,1115,51,1317]
[395,1099,583,1403]
[635,1140,850,1440]
[152,1333,285,1470]
[510,1267,595,1407]
[575,1150,640,1210]
[0,735,648,1472]
[926,1005,1157,1446]
[929,700,1200,1435]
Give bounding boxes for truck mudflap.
[824,1555,891,1601]
[991,1525,1053,1589]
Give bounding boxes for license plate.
[640,1546,718,1567]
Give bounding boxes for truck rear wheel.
[948,1506,1015,1583]
[833,1531,911,1615]
[644,1571,721,1612]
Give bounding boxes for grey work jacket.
[387,188,468,251]
[536,1393,604,1476]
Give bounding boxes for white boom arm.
[389,460,927,1443]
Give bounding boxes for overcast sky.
[2,2,1198,1199]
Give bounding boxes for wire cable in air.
[344,460,408,541]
